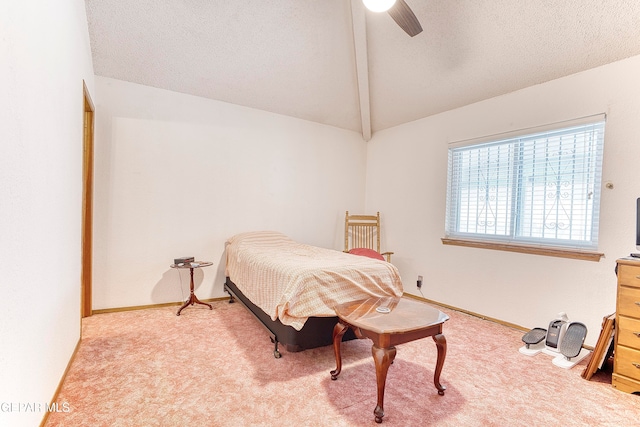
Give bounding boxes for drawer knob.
[634,332,640,338]
[633,363,640,369]
[636,302,640,306]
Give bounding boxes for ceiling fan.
[363,0,423,37]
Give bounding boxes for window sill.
[441,238,604,262]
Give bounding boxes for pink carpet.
[45,300,640,426]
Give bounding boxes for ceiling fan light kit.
[363,0,397,13]
[363,0,423,37]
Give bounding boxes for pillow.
[349,248,385,261]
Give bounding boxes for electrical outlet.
[417,275,423,289]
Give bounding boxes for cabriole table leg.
[433,333,447,395]
[330,322,349,380]
[372,344,397,423]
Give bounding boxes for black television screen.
[637,197,640,249]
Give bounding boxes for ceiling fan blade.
[387,0,423,37]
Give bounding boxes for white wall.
[366,55,640,346]
[0,1,94,426]
[93,77,367,310]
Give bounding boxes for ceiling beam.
[350,0,372,141]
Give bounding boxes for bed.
[224,231,404,357]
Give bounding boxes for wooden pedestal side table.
[330,296,449,423]
[170,261,213,316]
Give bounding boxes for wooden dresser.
[613,257,640,393]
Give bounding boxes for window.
[445,116,605,251]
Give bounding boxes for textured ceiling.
[85,0,640,138]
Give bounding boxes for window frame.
[443,115,606,261]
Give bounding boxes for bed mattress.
[225,231,404,331]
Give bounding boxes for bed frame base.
[224,281,282,358]
[224,277,355,358]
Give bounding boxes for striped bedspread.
[225,231,404,330]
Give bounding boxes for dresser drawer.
[617,316,640,350]
[618,264,640,289]
[614,345,640,382]
[612,373,640,394]
[618,285,640,318]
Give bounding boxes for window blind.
[445,116,605,250]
